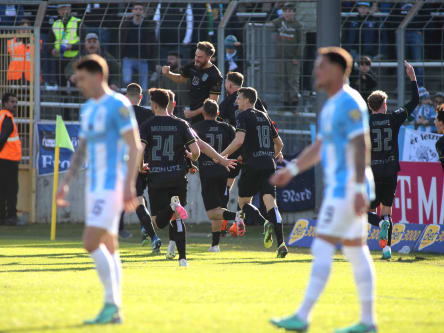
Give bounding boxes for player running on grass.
[221,87,286,258]
[270,47,377,333]
[193,99,245,252]
[366,61,419,260]
[56,55,143,325]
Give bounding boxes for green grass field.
[1,223,443,333]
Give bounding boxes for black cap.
[283,2,296,10]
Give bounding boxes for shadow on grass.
[0,253,88,259]
[0,266,94,274]
[218,258,347,265]
[0,323,86,333]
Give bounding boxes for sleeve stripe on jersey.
[348,128,367,140]
[210,91,221,95]
[119,123,135,134]
[236,128,246,133]
[141,139,148,145]
[185,138,196,146]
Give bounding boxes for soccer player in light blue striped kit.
[270,47,377,333]
[56,54,143,325]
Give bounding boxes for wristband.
[354,183,366,194]
[287,162,299,176]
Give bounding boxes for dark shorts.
[228,163,242,179]
[201,176,228,211]
[136,173,148,197]
[238,167,276,198]
[148,180,187,217]
[370,176,398,209]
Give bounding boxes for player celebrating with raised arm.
[270,47,377,333]
[162,41,223,125]
[56,55,143,325]
[193,99,245,251]
[221,87,286,258]
[140,88,200,267]
[366,61,419,260]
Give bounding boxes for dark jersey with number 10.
[193,119,235,179]
[140,115,196,188]
[369,81,419,177]
[236,108,279,170]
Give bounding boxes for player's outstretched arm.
[161,66,189,84]
[221,131,245,158]
[350,133,370,216]
[270,139,321,188]
[122,128,144,212]
[188,141,200,161]
[196,138,236,171]
[273,136,284,158]
[56,138,87,206]
[404,61,419,115]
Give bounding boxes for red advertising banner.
[392,162,444,224]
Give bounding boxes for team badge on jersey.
[119,106,130,118]
[202,73,209,82]
[349,109,362,122]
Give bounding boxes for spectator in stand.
[41,4,58,88]
[0,5,23,26]
[120,2,157,100]
[154,3,193,63]
[65,33,121,91]
[157,52,190,119]
[271,2,303,109]
[224,35,243,75]
[433,92,444,112]
[434,106,444,171]
[344,2,378,60]
[48,4,82,87]
[351,56,377,102]
[414,87,436,132]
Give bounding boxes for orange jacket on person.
[0,109,22,162]
[7,37,40,82]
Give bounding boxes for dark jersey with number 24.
[193,119,235,179]
[236,108,279,170]
[369,81,419,177]
[140,115,196,188]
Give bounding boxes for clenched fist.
[162,66,170,75]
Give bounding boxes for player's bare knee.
[262,194,277,211]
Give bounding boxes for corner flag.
[51,116,74,240]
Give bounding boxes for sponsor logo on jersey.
[192,76,200,86]
[288,219,309,245]
[418,224,440,250]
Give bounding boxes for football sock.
[242,203,266,225]
[136,204,155,239]
[267,207,283,246]
[156,206,174,229]
[212,232,221,246]
[342,245,376,326]
[171,219,186,260]
[383,215,393,246]
[111,251,122,305]
[119,211,125,231]
[367,212,380,227]
[297,238,335,322]
[222,210,237,221]
[90,244,120,306]
[223,185,230,207]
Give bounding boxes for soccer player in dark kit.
[161,41,223,125]
[140,88,200,267]
[193,99,245,252]
[221,87,287,258]
[367,61,419,260]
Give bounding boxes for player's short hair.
[197,41,216,57]
[74,54,109,82]
[367,90,388,112]
[359,56,371,66]
[126,83,142,96]
[436,104,444,114]
[203,98,219,117]
[149,88,170,109]
[166,89,175,103]
[318,46,353,78]
[238,87,258,105]
[436,110,444,123]
[167,51,180,58]
[1,92,16,106]
[226,72,244,87]
[132,2,145,9]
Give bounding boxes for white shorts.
[85,190,123,235]
[316,196,367,240]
